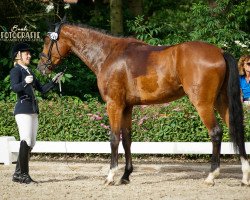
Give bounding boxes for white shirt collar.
[19,64,29,70]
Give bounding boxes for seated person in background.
[238,55,250,105]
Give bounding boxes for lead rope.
[58,79,62,96]
[64,139,75,171]
[62,95,75,172]
[56,66,75,171]
[58,65,67,96]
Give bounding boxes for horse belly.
[138,81,184,104]
[127,72,185,105]
[125,52,185,105]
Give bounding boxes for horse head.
[37,18,70,75]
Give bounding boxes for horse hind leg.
[215,94,250,186]
[240,157,250,186]
[193,104,222,186]
[204,125,222,186]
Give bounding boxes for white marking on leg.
[105,167,118,185]
[240,157,250,185]
[204,168,220,186]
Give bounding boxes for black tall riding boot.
[18,140,34,184]
[12,154,21,182]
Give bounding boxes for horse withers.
[37,22,250,186]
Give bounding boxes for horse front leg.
[104,101,123,186]
[119,106,133,185]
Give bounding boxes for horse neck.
[62,25,116,75]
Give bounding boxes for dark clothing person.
[10,64,55,114]
[10,43,63,184]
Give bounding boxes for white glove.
[25,75,33,84]
[52,72,64,83]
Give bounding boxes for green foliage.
[1,96,249,142]
[0,101,18,139]
[0,57,13,101]
[127,0,250,58]
[131,97,232,142]
[38,95,109,141]
[127,15,162,45]
[188,0,250,57]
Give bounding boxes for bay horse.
[37,22,250,186]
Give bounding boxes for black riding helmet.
[11,43,33,60]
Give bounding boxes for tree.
[110,0,123,35]
[128,0,143,17]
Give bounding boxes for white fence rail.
[1,136,250,165]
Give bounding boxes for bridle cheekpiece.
[39,20,65,72]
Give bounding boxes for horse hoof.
[204,179,215,186]
[241,181,250,187]
[104,179,115,186]
[117,179,130,185]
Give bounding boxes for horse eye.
[44,36,50,44]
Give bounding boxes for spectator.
[238,55,250,105]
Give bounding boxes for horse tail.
[223,52,246,157]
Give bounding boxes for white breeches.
[15,114,38,148]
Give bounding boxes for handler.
[10,42,63,184]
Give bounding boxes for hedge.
[0,94,250,142]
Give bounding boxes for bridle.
[38,21,65,71]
